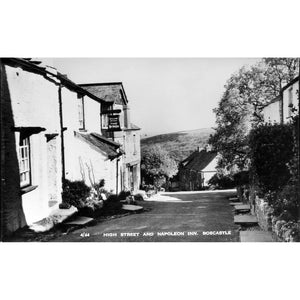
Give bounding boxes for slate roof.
[75,131,123,160]
[181,149,217,172]
[79,82,128,105]
[2,58,104,103]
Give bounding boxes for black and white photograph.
[1,1,300,300]
[1,57,299,243]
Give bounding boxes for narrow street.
[51,190,239,242]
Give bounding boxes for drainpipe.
[58,85,66,184]
[280,91,284,124]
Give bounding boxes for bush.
[271,182,300,220]
[248,123,294,193]
[134,193,144,201]
[233,170,250,186]
[101,194,122,215]
[141,184,155,192]
[249,120,299,227]
[62,179,91,209]
[62,179,113,217]
[118,190,131,201]
[208,173,235,189]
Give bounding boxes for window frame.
[101,103,114,129]
[18,136,32,188]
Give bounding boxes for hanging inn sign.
[102,109,122,131]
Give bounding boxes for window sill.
[21,185,38,195]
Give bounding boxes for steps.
[230,195,274,242]
[229,202,243,206]
[234,204,250,213]
[234,214,258,225]
[228,196,239,202]
[29,206,78,232]
[122,204,144,212]
[65,216,94,226]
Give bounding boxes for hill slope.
[141,128,214,162]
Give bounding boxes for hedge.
[248,123,294,194]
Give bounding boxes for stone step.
[122,204,144,211]
[240,231,274,242]
[234,215,258,225]
[229,202,243,206]
[29,205,78,232]
[65,216,94,226]
[228,197,239,202]
[234,204,251,212]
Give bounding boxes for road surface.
[51,190,240,242]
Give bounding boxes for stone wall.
[254,196,273,231]
[250,184,300,242]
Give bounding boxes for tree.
[141,145,178,189]
[209,58,299,174]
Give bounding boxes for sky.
[53,58,260,137]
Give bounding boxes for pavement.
[50,189,240,242]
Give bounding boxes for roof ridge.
[79,82,123,86]
[90,132,121,147]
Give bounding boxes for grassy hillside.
[141,128,214,163]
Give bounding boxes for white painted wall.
[84,95,102,133]
[61,87,119,192]
[263,100,281,124]
[5,65,62,224]
[114,129,141,191]
[7,65,60,132]
[202,156,218,186]
[282,80,299,123]
[65,135,118,192]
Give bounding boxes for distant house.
[80,82,141,193]
[263,76,299,124]
[178,146,218,191]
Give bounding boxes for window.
[101,104,113,129]
[78,96,85,130]
[19,136,31,187]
